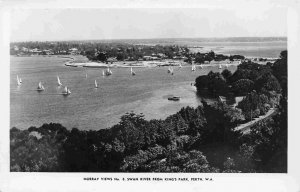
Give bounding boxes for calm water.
[202,41,286,58]
[138,40,287,58]
[10,40,287,130]
[11,56,235,130]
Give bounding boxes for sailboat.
[57,76,62,86]
[200,64,203,69]
[102,70,105,76]
[191,64,196,71]
[131,67,136,76]
[17,75,21,86]
[219,64,222,69]
[105,67,112,76]
[179,63,182,68]
[62,86,71,95]
[170,67,174,75]
[95,80,98,88]
[37,81,45,91]
[85,73,88,79]
[167,66,171,73]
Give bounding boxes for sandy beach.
[64,56,242,68]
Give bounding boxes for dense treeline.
[195,51,286,121]
[10,51,287,172]
[10,41,189,61]
[11,41,245,64]
[189,51,245,64]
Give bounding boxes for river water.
[10,40,287,130]
[11,56,235,130]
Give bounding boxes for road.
[234,108,277,134]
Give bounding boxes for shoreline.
[64,58,242,68]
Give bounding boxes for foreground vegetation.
[10,51,287,172]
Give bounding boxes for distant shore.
[64,57,242,68]
[11,54,274,68]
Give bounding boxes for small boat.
[131,67,136,76]
[170,67,174,75]
[57,76,62,86]
[62,86,71,95]
[200,65,203,69]
[95,80,98,88]
[192,64,196,71]
[105,67,112,76]
[17,75,22,86]
[219,64,222,69]
[37,81,45,91]
[168,96,180,101]
[167,66,171,73]
[102,70,105,76]
[85,73,88,79]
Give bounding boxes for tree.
[271,50,287,97]
[96,52,107,62]
[221,69,232,81]
[206,71,228,97]
[195,75,209,92]
[184,56,193,64]
[237,91,260,120]
[232,79,254,96]
[194,52,205,64]
[254,72,281,94]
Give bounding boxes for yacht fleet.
[16,63,226,96]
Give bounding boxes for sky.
[10,7,287,42]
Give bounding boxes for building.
[69,48,80,55]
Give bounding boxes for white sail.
[19,78,22,83]
[179,63,182,68]
[63,86,71,95]
[192,65,195,71]
[219,64,222,69]
[131,67,136,75]
[57,76,62,86]
[37,81,44,91]
[95,80,98,88]
[105,67,112,75]
[167,67,171,73]
[226,64,229,68]
[102,70,105,76]
[17,75,21,85]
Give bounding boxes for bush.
[232,79,254,96]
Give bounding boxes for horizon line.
[10,36,287,43]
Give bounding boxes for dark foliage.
[195,71,228,97]
[232,79,254,96]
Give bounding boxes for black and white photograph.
[1,0,300,191]
[9,7,288,173]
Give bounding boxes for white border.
[1,0,300,191]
